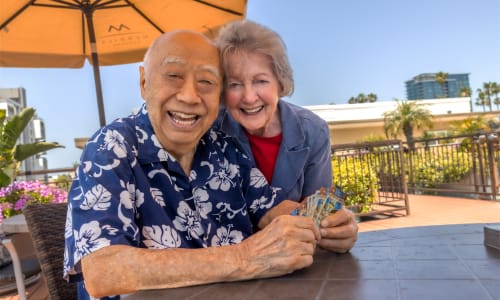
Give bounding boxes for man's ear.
[139,65,146,99]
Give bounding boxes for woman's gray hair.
[215,20,294,97]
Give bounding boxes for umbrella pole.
[85,10,106,128]
[91,55,106,128]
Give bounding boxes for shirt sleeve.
[64,126,139,280]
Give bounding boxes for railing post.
[398,140,410,215]
[477,136,487,194]
[487,135,499,200]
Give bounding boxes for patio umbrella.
[0,0,247,127]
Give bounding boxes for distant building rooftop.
[304,97,471,123]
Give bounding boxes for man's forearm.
[82,244,247,298]
[82,213,319,298]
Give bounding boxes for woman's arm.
[302,121,333,198]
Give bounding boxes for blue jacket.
[215,100,332,201]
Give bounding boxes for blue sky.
[1,0,499,169]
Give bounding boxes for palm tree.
[459,87,471,97]
[485,82,495,111]
[475,89,488,112]
[435,72,449,98]
[450,116,489,135]
[491,82,500,111]
[480,82,495,112]
[357,93,367,103]
[367,93,378,103]
[383,99,433,151]
[0,107,64,186]
[347,93,377,104]
[459,87,473,111]
[450,116,489,151]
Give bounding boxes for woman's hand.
[318,208,358,253]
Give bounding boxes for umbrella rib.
[193,0,244,16]
[0,0,34,30]
[80,11,86,56]
[92,0,126,9]
[37,1,126,11]
[124,0,164,33]
[38,0,81,9]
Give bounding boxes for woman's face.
[223,51,281,136]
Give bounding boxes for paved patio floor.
[1,194,499,300]
[358,194,500,232]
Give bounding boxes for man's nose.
[177,76,201,104]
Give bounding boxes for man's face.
[140,31,222,156]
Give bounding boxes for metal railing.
[331,140,410,218]
[404,131,499,200]
[17,167,76,191]
[330,131,499,220]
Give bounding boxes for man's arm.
[82,244,242,297]
[82,214,320,298]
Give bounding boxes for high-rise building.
[405,73,470,100]
[0,87,48,181]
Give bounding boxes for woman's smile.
[240,105,264,115]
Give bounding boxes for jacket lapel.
[218,102,310,199]
[271,101,309,198]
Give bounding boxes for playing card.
[291,186,345,225]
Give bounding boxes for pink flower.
[0,180,68,219]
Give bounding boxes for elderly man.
[64,30,356,299]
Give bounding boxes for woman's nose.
[242,85,258,103]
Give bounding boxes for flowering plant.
[0,180,67,221]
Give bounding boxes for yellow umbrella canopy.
[0,0,246,126]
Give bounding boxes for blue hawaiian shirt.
[64,104,283,299]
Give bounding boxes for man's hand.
[238,215,321,278]
[318,207,358,253]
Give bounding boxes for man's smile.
[168,111,200,127]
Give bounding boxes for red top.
[245,132,283,183]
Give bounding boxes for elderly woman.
[214,20,358,253]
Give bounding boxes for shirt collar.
[134,103,170,165]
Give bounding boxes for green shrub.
[407,148,472,188]
[332,156,379,213]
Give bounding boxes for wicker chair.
[23,203,77,300]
